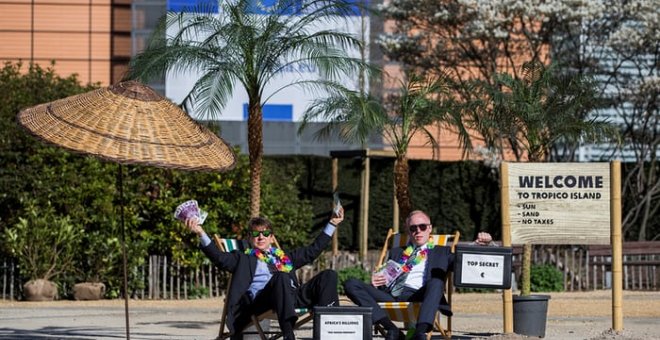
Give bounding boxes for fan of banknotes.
[174,200,208,225]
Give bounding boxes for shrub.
[188,284,210,299]
[3,202,83,281]
[337,266,370,295]
[0,61,97,233]
[530,264,564,292]
[455,287,497,293]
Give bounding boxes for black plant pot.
[513,294,551,337]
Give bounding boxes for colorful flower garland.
[245,247,293,273]
[399,237,434,273]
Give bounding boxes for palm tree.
[474,61,615,164]
[470,60,618,296]
[127,0,368,217]
[301,72,471,218]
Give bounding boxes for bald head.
[405,210,432,246]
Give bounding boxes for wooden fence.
[1,258,18,301]
[509,242,660,291]
[2,242,658,300]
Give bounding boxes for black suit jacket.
[388,245,454,314]
[201,231,332,334]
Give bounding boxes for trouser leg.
[343,278,396,323]
[297,269,339,307]
[249,272,298,339]
[263,272,298,327]
[407,277,444,325]
[232,293,271,339]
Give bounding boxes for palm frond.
[128,0,369,121]
[472,61,619,161]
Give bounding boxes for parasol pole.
[118,164,130,339]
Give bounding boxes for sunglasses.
[249,229,273,238]
[408,224,430,233]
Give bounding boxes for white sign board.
[461,254,505,286]
[454,245,512,289]
[318,314,364,339]
[507,162,610,244]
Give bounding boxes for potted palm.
[3,203,83,301]
[472,61,616,337]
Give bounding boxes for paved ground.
[0,290,658,339]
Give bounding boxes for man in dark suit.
[185,207,344,340]
[344,210,493,340]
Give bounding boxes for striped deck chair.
[213,235,312,340]
[375,228,460,340]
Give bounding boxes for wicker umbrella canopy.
[18,80,236,171]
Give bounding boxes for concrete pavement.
[1,292,659,340]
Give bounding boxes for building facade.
[9,1,641,162]
[0,0,133,85]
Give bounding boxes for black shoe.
[411,333,427,340]
[228,332,243,340]
[384,328,405,340]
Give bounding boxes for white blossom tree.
[378,0,659,241]
[576,2,659,241]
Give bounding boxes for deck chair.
[375,228,460,340]
[213,235,313,340]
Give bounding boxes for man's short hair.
[248,217,273,231]
[405,210,430,226]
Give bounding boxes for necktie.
[389,247,420,297]
[265,254,279,273]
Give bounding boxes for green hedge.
[336,266,370,295]
[271,155,502,249]
[530,264,564,292]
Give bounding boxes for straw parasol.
[18,80,236,171]
[17,80,236,339]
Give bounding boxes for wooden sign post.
[500,161,622,333]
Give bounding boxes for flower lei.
[245,247,293,273]
[399,237,434,273]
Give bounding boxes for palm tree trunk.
[394,155,412,219]
[521,243,532,295]
[247,101,263,217]
[521,153,542,295]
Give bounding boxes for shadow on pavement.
[359,331,501,339]
[0,326,123,339]
[138,320,218,329]
[0,326,200,340]
[450,332,503,339]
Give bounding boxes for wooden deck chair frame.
[375,228,460,340]
[213,235,313,340]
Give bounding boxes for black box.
[313,306,372,340]
[453,245,513,289]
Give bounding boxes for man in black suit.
[185,207,344,340]
[344,210,493,340]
